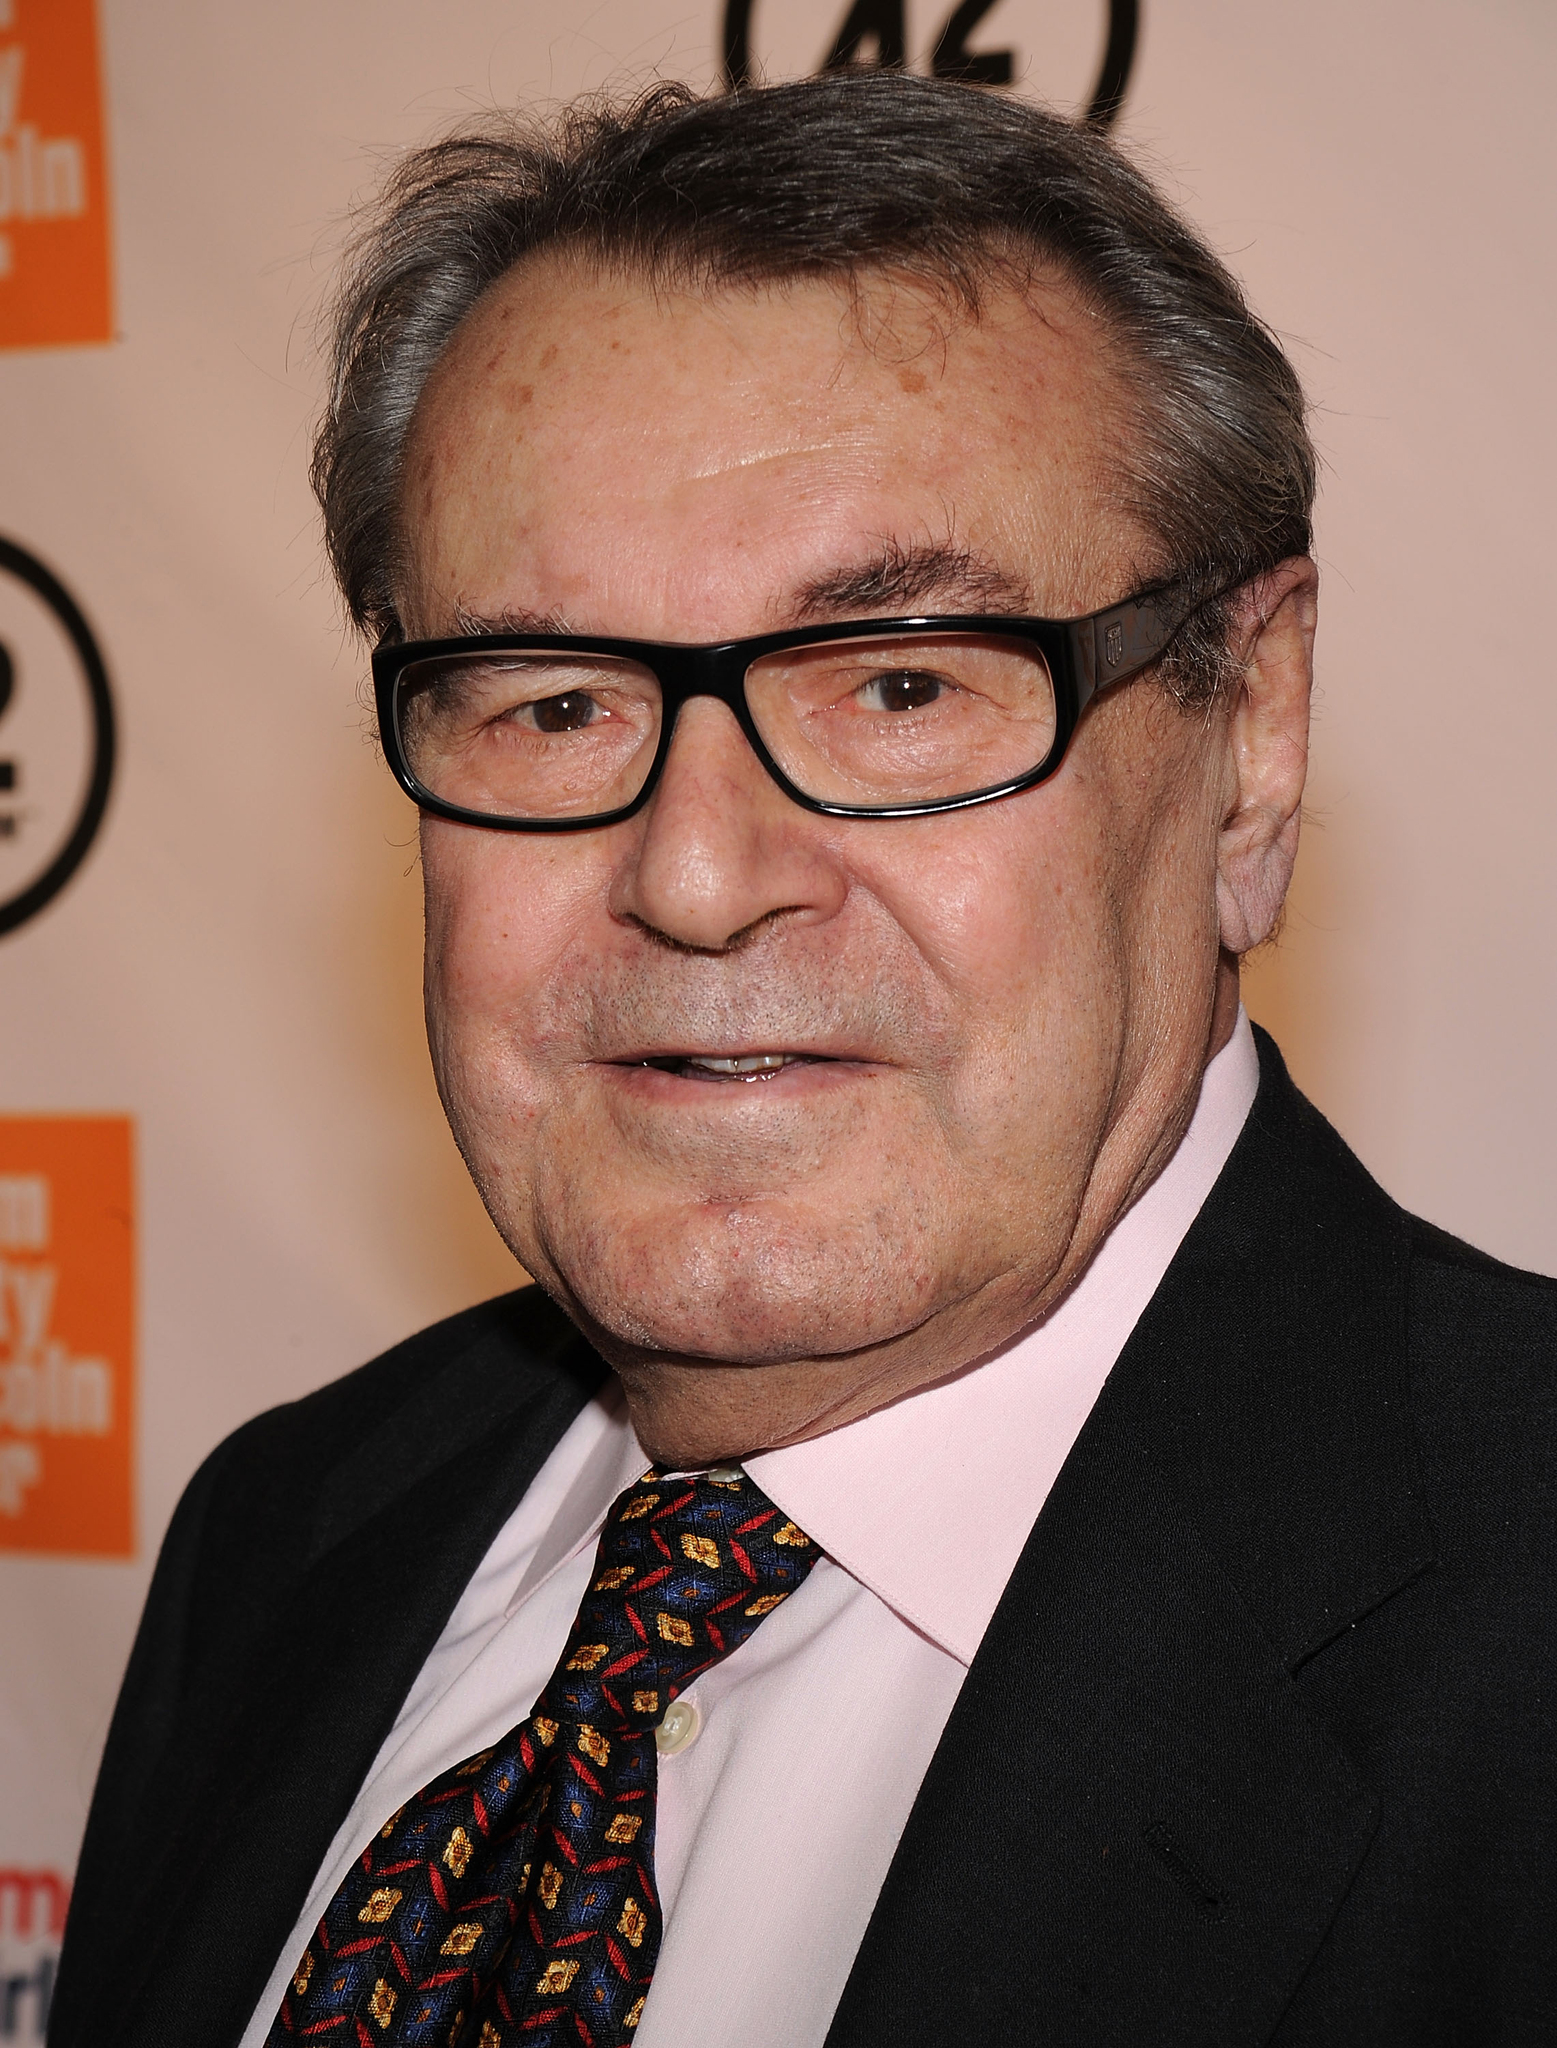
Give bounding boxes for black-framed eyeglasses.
[371,586,1191,832]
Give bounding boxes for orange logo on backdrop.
[0,1117,133,1555]
[0,0,112,351]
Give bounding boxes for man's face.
[401,256,1237,1451]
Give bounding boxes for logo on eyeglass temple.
[0,537,115,938]
[1104,621,1125,666]
[722,0,1138,128]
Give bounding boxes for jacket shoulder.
[203,1280,581,1498]
[1408,1210,1557,1294]
[52,1288,604,2048]
[1404,1215,1557,1507]
[222,1282,591,1456]
[1251,1028,1557,1445]
[1406,1208,1557,1387]
[167,1282,605,1617]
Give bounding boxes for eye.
[525,691,601,733]
[855,668,950,713]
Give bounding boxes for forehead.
[400,252,1147,638]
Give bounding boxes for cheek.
[420,822,610,1083]
[858,784,1124,1056]
[840,787,1138,1209]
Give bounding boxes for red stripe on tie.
[728,1539,758,1582]
[602,1647,649,1678]
[569,1754,604,1795]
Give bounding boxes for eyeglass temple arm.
[1071,591,1188,711]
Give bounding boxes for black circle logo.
[0,538,115,938]
[723,0,1138,126]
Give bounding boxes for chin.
[535,1197,953,1367]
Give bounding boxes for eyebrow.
[454,601,574,637]
[448,540,1033,644]
[788,540,1032,623]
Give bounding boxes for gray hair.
[314,73,1315,700]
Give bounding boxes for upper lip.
[627,1051,830,1066]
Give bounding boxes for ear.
[1214,557,1319,955]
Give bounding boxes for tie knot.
[539,1470,820,1735]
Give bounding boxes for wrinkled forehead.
[398,251,1151,640]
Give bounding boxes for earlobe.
[1214,557,1319,956]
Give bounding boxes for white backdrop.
[1,3,1553,2031]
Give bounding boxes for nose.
[609,696,848,951]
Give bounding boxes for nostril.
[617,905,812,956]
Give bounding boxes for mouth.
[634,1052,831,1084]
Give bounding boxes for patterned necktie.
[267,1468,820,2048]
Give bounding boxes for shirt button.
[655,1698,701,1756]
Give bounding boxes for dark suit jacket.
[49,1031,1557,2045]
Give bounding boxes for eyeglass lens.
[393,632,1059,822]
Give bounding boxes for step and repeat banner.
[0,0,1552,2031]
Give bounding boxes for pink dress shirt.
[241,1013,1260,2048]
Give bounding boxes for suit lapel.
[828,1034,1434,2047]
[106,1313,605,2048]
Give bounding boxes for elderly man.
[50,73,1554,2048]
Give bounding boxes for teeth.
[685,1054,791,1075]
